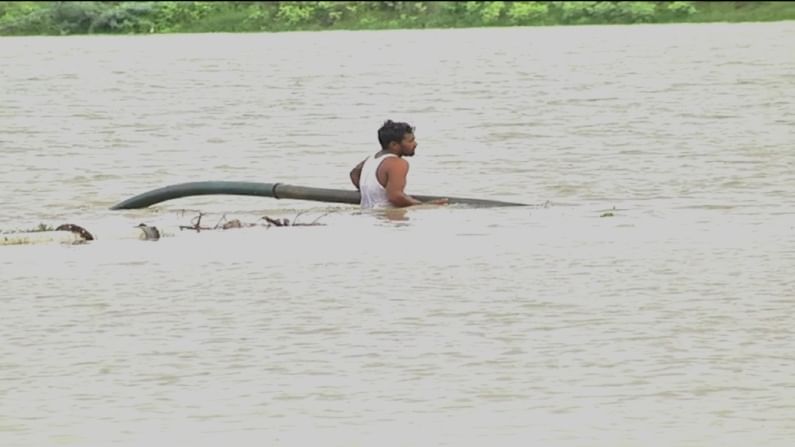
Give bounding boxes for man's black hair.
[378,120,415,149]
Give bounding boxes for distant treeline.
[1,1,793,36]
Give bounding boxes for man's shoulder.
[381,154,406,164]
[380,156,408,174]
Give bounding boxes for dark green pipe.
[110,181,528,210]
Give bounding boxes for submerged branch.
[178,211,327,233]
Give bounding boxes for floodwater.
[1,22,794,447]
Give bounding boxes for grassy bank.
[1,1,794,36]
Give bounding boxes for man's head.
[378,120,417,157]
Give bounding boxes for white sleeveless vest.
[360,153,397,209]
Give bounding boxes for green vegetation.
[0,1,793,36]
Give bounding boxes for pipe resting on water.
[110,181,528,210]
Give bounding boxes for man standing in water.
[349,120,447,208]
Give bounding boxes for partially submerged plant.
[178,211,327,233]
[261,210,329,227]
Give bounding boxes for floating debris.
[2,229,84,246]
[136,223,161,241]
[1,223,93,246]
[600,206,617,217]
[1,222,161,246]
[1,210,328,246]
[178,211,327,233]
[55,223,95,241]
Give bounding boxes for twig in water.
[262,216,284,227]
[213,213,228,230]
[292,211,307,226]
[309,212,331,226]
[179,212,213,232]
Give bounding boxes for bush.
[559,1,598,24]
[480,1,505,24]
[0,1,788,36]
[589,1,621,21]
[667,1,697,16]
[150,1,219,32]
[89,2,157,34]
[242,4,272,30]
[276,2,313,26]
[312,1,345,26]
[507,2,548,25]
[565,1,658,23]
[187,8,254,32]
[617,2,658,22]
[0,3,52,35]
[49,1,105,34]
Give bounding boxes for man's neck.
[377,148,401,158]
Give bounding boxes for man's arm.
[349,159,365,190]
[382,158,423,207]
